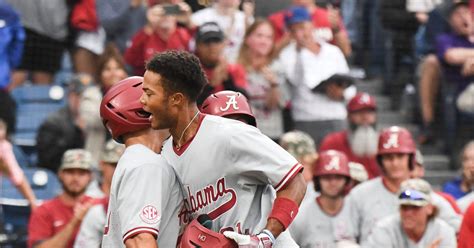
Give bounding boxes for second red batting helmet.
[347,92,376,113]
[179,217,237,248]
[200,90,257,127]
[313,150,351,178]
[100,76,151,143]
[377,126,416,169]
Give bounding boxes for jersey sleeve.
[73,205,106,248]
[363,222,393,248]
[117,163,173,244]
[227,125,302,191]
[27,207,54,248]
[341,191,361,242]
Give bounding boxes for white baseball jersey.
[345,177,462,244]
[161,114,303,238]
[102,144,183,247]
[365,215,457,248]
[74,204,106,248]
[289,197,353,248]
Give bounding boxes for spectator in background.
[237,19,288,140]
[194,22,248,104]
[124,2,192,76]
[342,127,461,244]
[80,45,128,165]
[0,0,23,134]
[268,0,351,57]
[70,0,105,79]
[437,1,474,98]
[96,0,147,53]
[0,119,37,210]
[320,92,380,179]
[192,0,254,62]
[458,202,474,248]
[290,150,354,247]
[417,0,455,144]
[7,0,69,90]
[278,6,351,145]
[279,130,319,203]
[443,141,474,200]
[28,149,96,248]
[36,75,90,173]
[366,179,457,248]
[379,0,427,108]
[74,140,124,248]
[413,149,462,214]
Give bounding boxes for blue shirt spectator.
[443,177,470,199]
[0,0,24,89]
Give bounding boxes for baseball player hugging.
[141,51,307,248]
[100,77,184,248]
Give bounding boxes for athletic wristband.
[268,197,299,230]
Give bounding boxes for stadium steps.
[355,77,453,189]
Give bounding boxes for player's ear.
[169,92,185,107]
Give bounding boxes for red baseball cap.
[347,92,376,113]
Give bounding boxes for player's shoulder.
[117,144,173,173]
[203,114,257,134]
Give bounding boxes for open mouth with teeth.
[137,110,152,119]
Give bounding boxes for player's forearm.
[17,179,37,209]
[334,32,352,57]
[36,218,80,248]
[125,233,158,248]
[444,48,474,65]
[265,173,306,238]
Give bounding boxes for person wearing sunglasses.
[366,178,457,248]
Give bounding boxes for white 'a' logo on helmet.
[360,93,370,104]
[219,95,240,111]
[325,156,340,171]
[383,133,399,149]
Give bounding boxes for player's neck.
[316,195,343,216]
[404,225,427,243]
[59,193,83,206]
[171,106,200,148]
[382,176,408,193]
[214,3,236,16]
[124,129,168,153]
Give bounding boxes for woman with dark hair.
[80,44,128,165]
[237,19,287,140]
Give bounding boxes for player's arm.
[119,164,165,247]
[265,173,306,238]
[125,233,158,248]
[35,202,92,248]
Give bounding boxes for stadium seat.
[11,85,66,147]
[0,168,61,246]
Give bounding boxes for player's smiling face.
[141,70,173,129]
[381,153,411,180]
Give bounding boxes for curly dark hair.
[145,51,208,102]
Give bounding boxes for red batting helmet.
[200,90,257,127]
[100,76,151,143]
[347,92,376,113]
[179,218,237,248]
[313,150,351,178]
[377,126,416,169]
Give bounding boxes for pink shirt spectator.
[0,139,25,186]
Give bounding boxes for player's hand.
[176,2,193,28]
[210,58,229,87]
[426,238,441,248]
[223,231,273,248]
[261,66,278,86]
[73,201,94,222]
[327,5,340,32]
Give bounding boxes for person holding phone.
[124,2,192,76]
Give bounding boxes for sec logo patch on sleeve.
[140,205,160,224]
